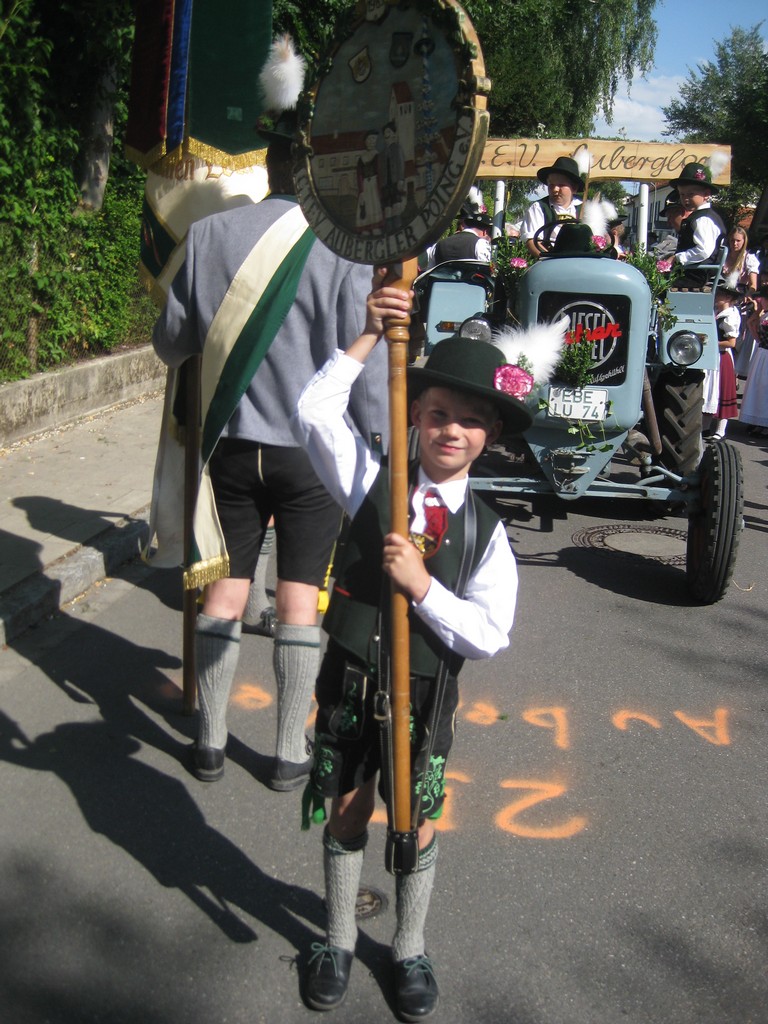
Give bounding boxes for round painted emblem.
[294,0,490,264]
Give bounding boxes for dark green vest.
[323,462,499,677]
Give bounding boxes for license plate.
[547,386,608,421]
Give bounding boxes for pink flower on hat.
[494,364,534,400]
[694,168,706,181]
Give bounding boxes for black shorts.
[311,640,459,820]
[208,438,341,585]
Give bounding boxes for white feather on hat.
[574,148,592,180]
[579,197,617,239]
[493,316,570,386]
[259,34,305,113]
[708,150,731,180]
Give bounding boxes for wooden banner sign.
[294,0,491,264]
[477,138,732,185]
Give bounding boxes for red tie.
[423,487,447,550]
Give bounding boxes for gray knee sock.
[323,827,367,953]
[392,834,438,961]
[195,614,241,750]
[273,623,320,763]
[243,526,275,625]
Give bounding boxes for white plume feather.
[708,150,731,180]
[574,148,592,179]
[259,34,305,112]
[493,316,570,385]
[579,197,616,238]
[467,185,484,211]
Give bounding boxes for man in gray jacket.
[153,129,388,791]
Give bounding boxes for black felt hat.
[550,222,601,256]
[715,281,742,299]
[668,162,720,192]
[537,156,585,192]
[659,190,684,218]
[460,202,493,230]
[408,338,533,433]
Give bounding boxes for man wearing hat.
[606,216,628,260]
[151,37,389,791]
[520,155,584,259]
[653,189,686,260]
[669,162,726,287]
[425,189,492,267]
[292,273,532,1018]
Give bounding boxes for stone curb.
[0,508,151,646]
[0,345,164,446]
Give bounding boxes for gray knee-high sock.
[392,834,438,961]
[273,623,320,763]
[323,827,367,952]
[243,526,275,624]
[195,614,241,750]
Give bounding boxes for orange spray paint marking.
[612,710,662,731]
[495,779,587,839]
[522,707,570,749]
[232,684,272,710]
[674,708,731,745]
[464,702,500,726]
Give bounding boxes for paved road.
[1,429,766,1024]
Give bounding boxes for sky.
[591,1,767,142]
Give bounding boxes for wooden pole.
[384,258,418,834]
[182,356,201,715]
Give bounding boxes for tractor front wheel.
[686,440,744,604]
[652,369,704,478]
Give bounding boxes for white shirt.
[520,197,582,242]
[292,350,519,659]
[717,305,741,339]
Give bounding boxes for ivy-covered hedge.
[0,177,157,382]
[0,1,155,382]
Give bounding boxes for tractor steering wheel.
[531,215,580,254]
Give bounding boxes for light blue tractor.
[411,246,744,604]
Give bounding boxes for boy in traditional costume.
[292,273,534,1020]
[669,162,727,288]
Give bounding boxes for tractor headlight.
[459,315,493,344]
[667,330,704,367]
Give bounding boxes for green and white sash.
[145,204,316,588]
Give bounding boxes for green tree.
[661,24,768,212]
[465,0,658,138]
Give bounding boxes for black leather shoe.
[191,743,225,782]
[393,955,439,1022]
[267,740,314,792]
[305,943,353,1010]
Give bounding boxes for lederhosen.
[311,461,498,818]
[674,208,726,288]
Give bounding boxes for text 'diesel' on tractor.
[410,239,744,604]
